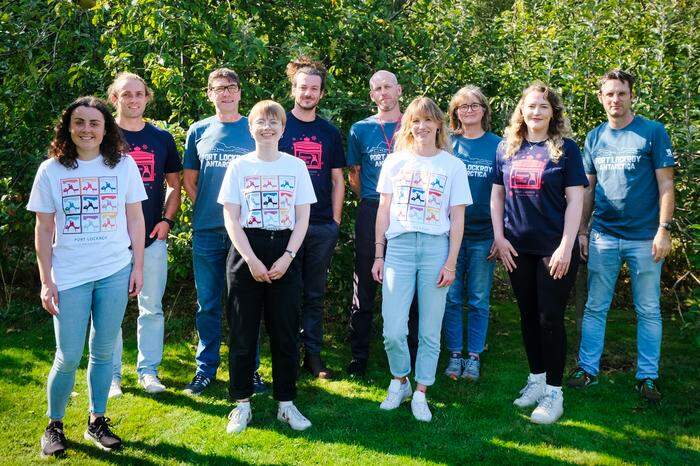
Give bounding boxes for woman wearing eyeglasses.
[441,86,501,382]
[490,82,587,424]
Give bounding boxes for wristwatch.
[285,249,296,259]
[160,217,175,228]
[659,220,674,232]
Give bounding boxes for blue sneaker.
[444,356,463,379]
[461,355,480,380]
[183,373,212,396]
[253,371,268,394]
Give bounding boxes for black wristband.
[160,217,175,228]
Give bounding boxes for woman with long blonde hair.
[490,82,587,424]
[372,96,471,422]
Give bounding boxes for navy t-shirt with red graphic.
[494,138,588,255]
[279,112,346,225]
[121,123,183,248]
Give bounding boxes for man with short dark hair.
[182,68,261,395]
[107,72,182,396]
[279,57,346,379]
[567,69,675,402]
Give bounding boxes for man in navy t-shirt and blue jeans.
[279,57,346,379]
[567,70,676,402]
[183,68,259,395]
[108,72,182,396]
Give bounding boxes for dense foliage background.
[1,0,698,327]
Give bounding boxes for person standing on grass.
[279,57,346,380]
[28,96,147,456]
[490,82,587,424]
[220,100,316,434]
[441,85,501,381]
[107,72,182,397]
[567,69,675,402]
[346,70,420,377]
[182,68,265,396]
[372,97,470,422]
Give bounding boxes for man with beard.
[346,70,419,376]
[279,57,346,379]
[107,72,182,396]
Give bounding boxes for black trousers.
[227,228,300,401]
[508,250,579,386]
[349,198,419,364]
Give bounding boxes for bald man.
[347,71,418,376]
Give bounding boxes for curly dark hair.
[285,56,327,91]
[48,96,128,169]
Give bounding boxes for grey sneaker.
[461,356,480,381]
[566,367,598,388]
[444,356,463,379]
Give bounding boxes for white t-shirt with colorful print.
[376,149,472,239]
[26,155,148,291]
[218,151,317,230]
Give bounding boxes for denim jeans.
[298,222,339,355]
[578,229,663,380]
[112,239,167,379]
[382,232,449,386]
[47,264,131,420]
[442,237,495,355]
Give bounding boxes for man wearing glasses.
[183,68,260,395]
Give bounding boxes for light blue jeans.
[112,239,167,379]
[47,264,131,420]
[442,238,495,355]
[578,230,663,380]
[382,232,449,386]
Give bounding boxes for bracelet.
[160,217,175,228]
[375,242,386,246]
[443,265,456,272]
[374,257,384,261]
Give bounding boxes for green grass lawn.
[0,299,698,465]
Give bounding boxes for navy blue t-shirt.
[279,112,346,224]
[494,138,588,255]
[122,123,183,248]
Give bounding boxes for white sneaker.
[410,391,432,422]
[107,380,122,399]
[277,403,312,431]
[226,403,252,434]
[139,374,166,393]
[513,373,545,408]
[530,386,564,424]
[380,379,412,410]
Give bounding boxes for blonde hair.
[448,85,492,133]
[107,72,153,101]
[248,100,287,126]
[502,82,571,162]
[395,97,451,153]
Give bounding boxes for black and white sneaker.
[40,420,67,457]
[183,373,212,396]
[84,416,122,451]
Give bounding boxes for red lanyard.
[377,114,401,153]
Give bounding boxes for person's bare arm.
[578,174,596,261]
[35,212,58,315]
[549,186,584,279]
[331,167,345,224]
[126,201,146,296]
[437,205,465,287]
[371,193,392,283]
[223,203,270,283]
[653,167,675,262]
[183,169,199,203]
[488,184,518,271]
[150,172,182,240]
[268,204,311,280]
[348,165,361,197]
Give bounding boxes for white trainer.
[380,379,412,410]
[530,386,564,424]
[107,380,122,399]
[513,373,545,408]
[226,404,252,434]
[277,403,312,431]
[139,374,166,394]
[410,391,432,422]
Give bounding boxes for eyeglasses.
[457,103,484,112]
[209,84,240,95]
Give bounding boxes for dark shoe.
[253,371,268,394]
[183,373,212,396]
[303,353,333,379]
[636,378,661,403]
[347,358,367,377]
[566,367,598,388]
[84,416,122,451]
[40,420,67,457]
